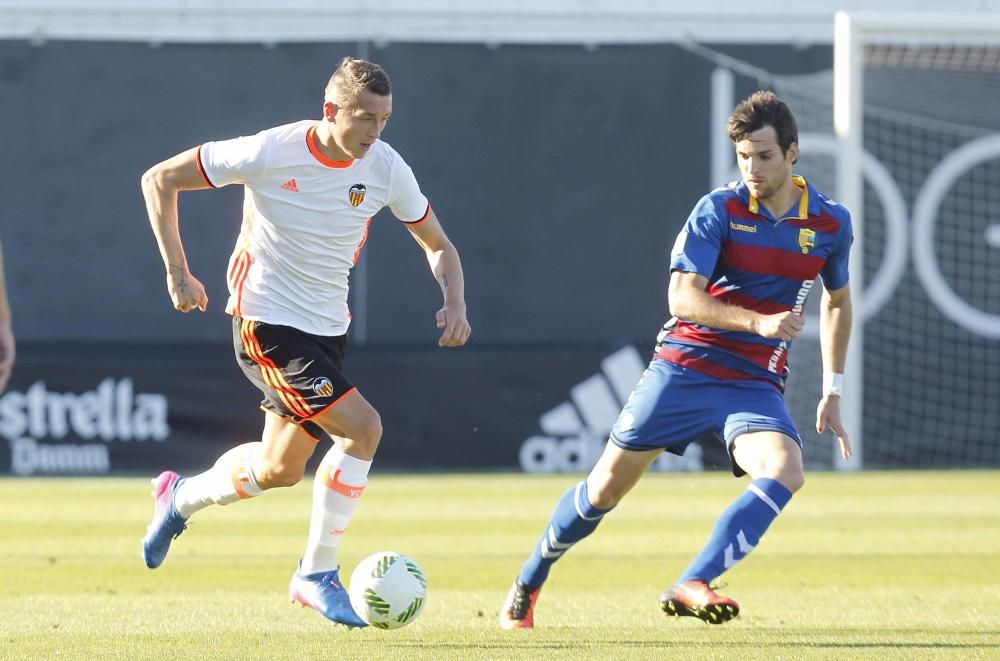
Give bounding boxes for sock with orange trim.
[173,442,264,518]
[299,446,372,576]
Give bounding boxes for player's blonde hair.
[325,57,392,107]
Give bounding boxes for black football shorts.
[233,316,356,440]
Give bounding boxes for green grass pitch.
[2,471,998,659]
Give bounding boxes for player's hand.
[0,321,15,393]
[167,270,208,313]
[816,394,852,460]
[435,303,471,347]
[755,312,805,341]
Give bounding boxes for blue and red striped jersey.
[658,176,852,389]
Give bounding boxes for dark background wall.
[2,40,830,346]
[4,39,993,474]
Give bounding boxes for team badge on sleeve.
[798,228,816,254]
[349,183,367,207]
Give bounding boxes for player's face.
[331,91,392,159]
[735,126,798,200]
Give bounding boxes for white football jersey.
[199,120,429,336]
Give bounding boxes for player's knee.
[343,413,383,457]
[747,455,804,493]
[254,459,305,489]
[782,470,805,493]
[586,474,625,509]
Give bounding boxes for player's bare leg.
[731,432,805,494]
[252,412,319,488]
[585,442,662,509]
[662,432,802,624]
[142,411,315,569]
[501,442,660,629]
[290,390,382,628]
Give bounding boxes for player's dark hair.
[325,57,391,106]
[727,91,798,156]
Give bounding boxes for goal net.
[831,13,1000,468]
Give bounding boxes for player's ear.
[323,101,338,122]
[788,142,799,165]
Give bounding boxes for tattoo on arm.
[167,263,189,292]
[441,274,449,290]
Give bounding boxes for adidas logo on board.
[518,346,703,474]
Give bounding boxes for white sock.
[299,446,372,576]
[173,442,264,519]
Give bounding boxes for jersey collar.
[306,125,355,169]
[745,175,815,222]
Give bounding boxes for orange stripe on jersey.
[306,126,354,169]
[228,251,251,317]
[240,319,313,419]
[227,249,245,285]
[353,219,372,265]
[226,198,257,318]
[196,145,216,188]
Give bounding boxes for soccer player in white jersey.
[139,58,471,627]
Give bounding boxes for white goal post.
[834,11,1000,470]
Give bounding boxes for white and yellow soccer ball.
[348,551,427,629]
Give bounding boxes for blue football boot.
[289,562,368,628]
[141,471,188,569]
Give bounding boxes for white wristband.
[823,372,844,397]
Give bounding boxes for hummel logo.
[280,179,300,192]
[722,530,756,569]
[518,346,703,474]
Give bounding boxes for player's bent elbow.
[140,167,165,196]
[140,164,180,198]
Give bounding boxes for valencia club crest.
[349,183,366,207]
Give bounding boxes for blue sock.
[517,481,612,587]
[678,478,793,584]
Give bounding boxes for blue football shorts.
[609,358,802,476]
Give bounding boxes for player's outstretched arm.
[815,283,853,459]
[404,208,471,347]
[140,147,212,313]
[0,236,14,393]
[668,270,805,340]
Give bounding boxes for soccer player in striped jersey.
[139,58,471,627]
[501,91,853,628]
